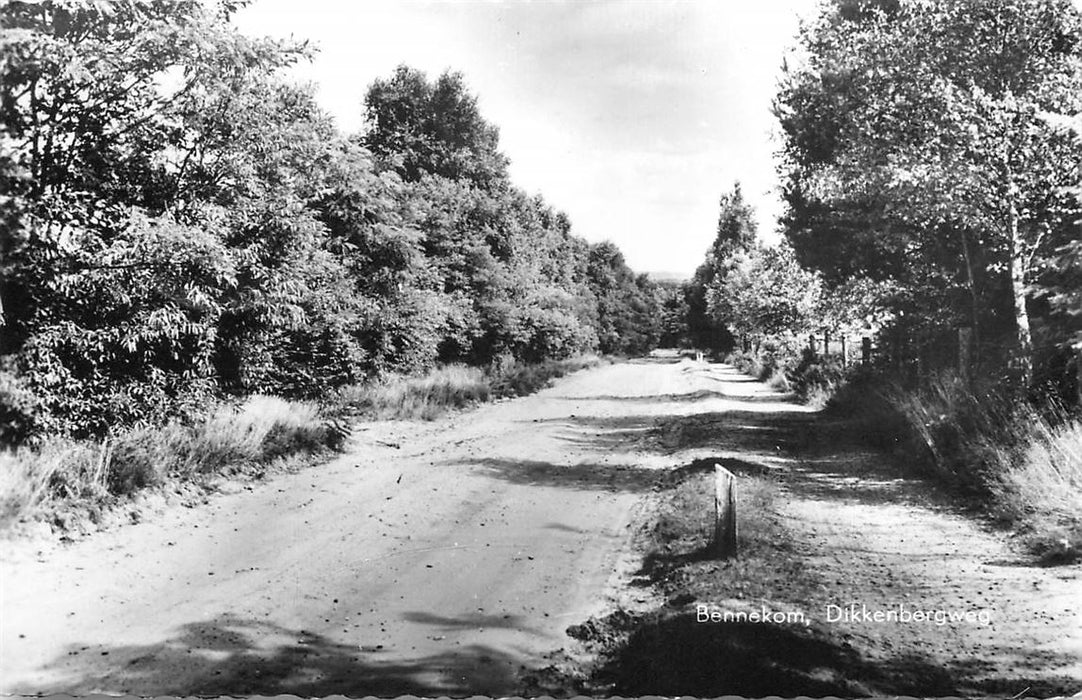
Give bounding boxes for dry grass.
[0,395,347,532]
[767,368,792,393]
[489,355,601,398]
[336,356,602,421]
[337,365,491,420]
[870,372,1082,563]
[993,419,1082,561]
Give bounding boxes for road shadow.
[459,457,661,493]
[591,611,957,697]
[13,613,528,697]
[557,389,797,404]
[526,409,817,456]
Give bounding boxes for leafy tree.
[776,0,1082,384]
[685,183,758,351]
[362,65,509,189]
[586,242,661,356]
[707,243,822,343]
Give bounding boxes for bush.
[489,355,600,398]
[0,369,42,446]
[766,368,791,392]
[789,351,848,406]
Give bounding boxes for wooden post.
[824,329,831,357]
[808,334,817,356]
[861,337,872,365]
[713,464,738,559]
[840,335,848,368]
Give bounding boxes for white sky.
[234,0,822,277]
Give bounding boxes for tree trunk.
[959,228,981,360]
[1006,181,1033,386]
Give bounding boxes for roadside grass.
[637,466,805,610]
[2,355,607,535]
[488,355,603,399]
[336,365,491,420]
[0,395,348,533]
[829,371,1082,564]
[727,349,848,408]
[336,355,603,421]
[553,464,890,698]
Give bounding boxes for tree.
[707,243,822,343]
[361,65,509,189]
[685,183,758,351]
[776,0,1082,384]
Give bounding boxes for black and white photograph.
[2,0,1082,696]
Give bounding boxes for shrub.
[0,369,42,446]
[789,351,848,405]
[489,355,600,398]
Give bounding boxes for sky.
[233,0,823,277]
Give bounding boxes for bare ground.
[2,356,1080,696]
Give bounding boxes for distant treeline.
[0,1,668,443]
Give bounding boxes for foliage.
[776,0,1082,386]
[0,5,660,444]
[707,243,822,342]
[684,183,758,351]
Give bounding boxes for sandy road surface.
[7,357,1079,696]
[2,356,748,696]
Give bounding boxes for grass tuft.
[336,356,602,421]
[0,395,346,532]
[336,365,491,420]
[831,370,1082,563]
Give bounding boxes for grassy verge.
[730,344,1082,563]
[1,355,606,537]
[727,347,849,408]
[526,462,874,697]
[830,372,1082,563]
[0,395,348,534]
[335,355,603,420]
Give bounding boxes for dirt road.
[4,356,1080,696]
[2,355,762,696]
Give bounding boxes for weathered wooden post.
[713,464,738,559]
[823,329,831,358]
[840,335,848,368]
[808,334,817,356]
[861,336,872,365]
